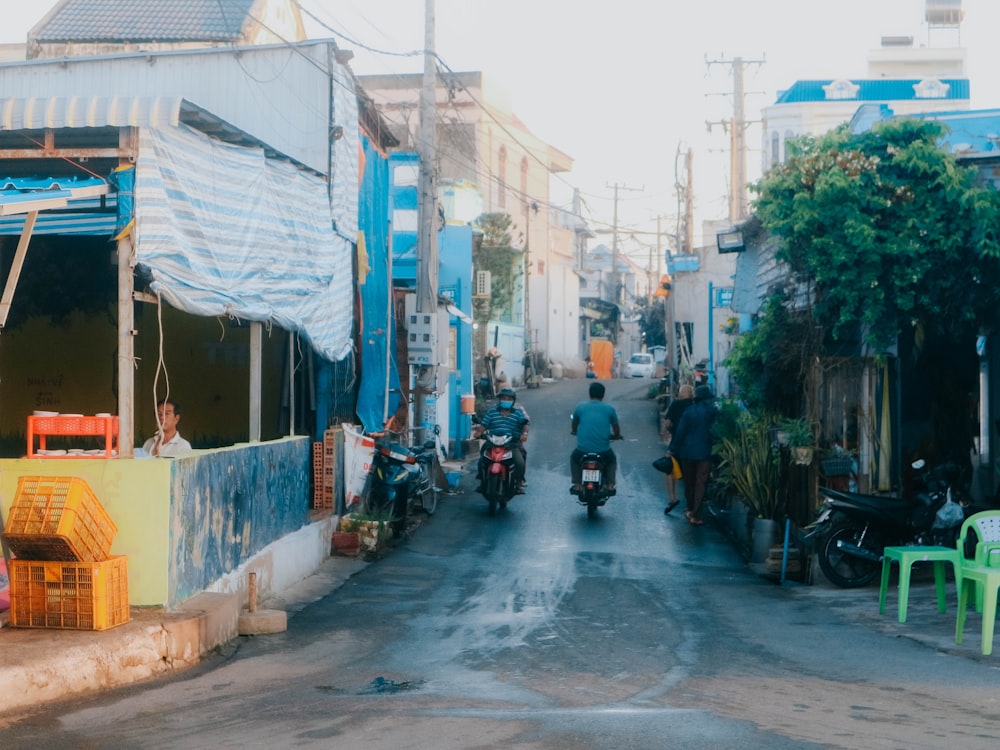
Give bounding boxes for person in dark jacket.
[661,383,694,515]
[669,385,716,525]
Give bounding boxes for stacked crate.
[1,476,129,630]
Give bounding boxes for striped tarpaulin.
[134,123,353,361]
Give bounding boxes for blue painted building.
[386,152,475,457]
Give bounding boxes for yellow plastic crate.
[9,556,130,631]
[1,476,117,562]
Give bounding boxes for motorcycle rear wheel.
[818,524,883,588]
[586,498,599,519]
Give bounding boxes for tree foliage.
[753,118,1000,353]
[636,296,666,348]
[472,212,519,325]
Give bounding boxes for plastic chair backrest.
[957,510,1000,565]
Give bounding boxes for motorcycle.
[571,436,623,519]
[366,436,437,535]
[476,429,520,516]
[807,459,966,588]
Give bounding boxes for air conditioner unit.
[476,270,491,297]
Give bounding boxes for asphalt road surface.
[4,378,1000,749]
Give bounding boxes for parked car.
[623,353,655,378]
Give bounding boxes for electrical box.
[404,293,438,365]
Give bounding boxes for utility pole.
[706,55,764,222]
[606,182,642,306]
[413,0,438,439]
[523,200,538,384]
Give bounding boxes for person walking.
[661,383,694,514]
[668,385,716,525]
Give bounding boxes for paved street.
[3,378,1000,749]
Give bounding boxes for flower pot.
[792,446,814,466]
[751,517,781,563]
[332,531,361,557]
[358,520,390,552]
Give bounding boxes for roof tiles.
[33,0,258,43]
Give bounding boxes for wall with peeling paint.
[168,437,310,605]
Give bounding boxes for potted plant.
[348,508,397,553]
[714,410,787,561]
[778,417,815,465]
[332,514,362,556]
[714,410,787,520]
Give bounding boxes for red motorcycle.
[476,428,519,516]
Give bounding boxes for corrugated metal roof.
[0,42,335,175]
[33,0,257,43]
[1,95,182,129]
[775,79,969,104]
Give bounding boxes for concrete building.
[761,17,969,172]
[359,71,587,379]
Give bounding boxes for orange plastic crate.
[26,414,119,458]
[9,556,130,630]
[1,476,117,561]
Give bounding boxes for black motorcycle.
[366,436,436,535]
[808,459,965,588]
[570,436,623,519]
[571,451,617,518]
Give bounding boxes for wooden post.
[248,571,257,614]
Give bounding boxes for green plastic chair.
[955,510,1000,655]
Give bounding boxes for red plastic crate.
[9,556,130,630]
[1,476,117,561]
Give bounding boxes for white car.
[623,353,656,378]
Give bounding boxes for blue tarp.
[355,135,402,432]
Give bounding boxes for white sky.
[4,0,1000,252]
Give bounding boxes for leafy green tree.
[753,118,1000,354]
[472,212,519,326]
[636,296,666,348]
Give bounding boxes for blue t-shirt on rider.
[571,400,619,453]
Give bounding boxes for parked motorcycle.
[366,436,436,535]
[477,429,519,516]
[807,459,965,588]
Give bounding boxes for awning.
[445,302,473,325]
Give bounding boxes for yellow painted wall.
[0,458,172,606]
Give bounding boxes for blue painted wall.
[169,438,310,604]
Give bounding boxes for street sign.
[715,286,734,307]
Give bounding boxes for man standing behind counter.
[142,399,192,457]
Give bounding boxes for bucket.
[550,362,563,379]
[460,394,476,414]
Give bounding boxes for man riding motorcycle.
[570,381,621,493]
[473,387,529,494]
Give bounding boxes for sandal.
[688,516,704,526]
[664,500,680,515]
